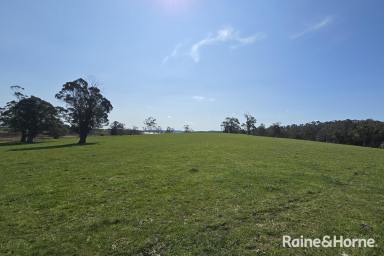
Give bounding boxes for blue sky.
[0,0,383,130]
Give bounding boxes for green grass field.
[1,133,384,255]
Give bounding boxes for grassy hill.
[1,133,383,255]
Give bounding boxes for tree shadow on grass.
[0,141,49,147]
[9,142,98,151]
[0,142,23,147]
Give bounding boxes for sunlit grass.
[1,133,383,255]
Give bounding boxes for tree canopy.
[184,124,192,133]
[55,78,113,144]
[165,127,175,133]
[220,114,384,148]
[243,114,257,135]
[0,89,63,143]
[110,121,125,135]
[144,117,157,132]
[221,117,241,133]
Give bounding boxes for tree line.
[109,118,192,136]
[1,79,383,148]
[221,114,384,148]
[0,78,193,144]
[0,79,112,144]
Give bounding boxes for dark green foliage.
[144,117,157,132]
[242,114,257,135]
[267,122,282,137]
[221,117,241,133]
[108,123,142,136]
[0,88,64,143]
[48,123,69,139]
[222,116,384,148]
[184,124,192,133]
[165,126,175,133]
[125,127,142,135]
[257,123,266,136]
[110,121,125,135]
[55,78,113,144]
[264,119,384,148]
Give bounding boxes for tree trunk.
[79,131,87,144]
[26,135,34,144]
[20,131,27,143]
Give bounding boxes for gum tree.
[0,86,64,143]
[144,117,157,132]
[243,113,257,135]
[55,78,113,144]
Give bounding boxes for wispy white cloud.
[192,96,216,102]
[189,27,266,63]
[162,43,183,64]
[290,16,333,40]
[192,96,205,101]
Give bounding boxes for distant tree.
[258,119,384,148]
[0,86,25,133]
[9,85,26,101]
[110,121,125,135]
[48,117,69,139]
[156,126,162,134]
[165,126,175,133]
[218,116,384,148]
[127,126,141,135]
[221,117,241,133]
[268,122,282,137]
[0,87,64,143]
[243,113,257,135]
[55,78,113,144]
[184,124,192,133]
[144,117,157,132]
[257,123,266,136]
[0,109,4,127]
